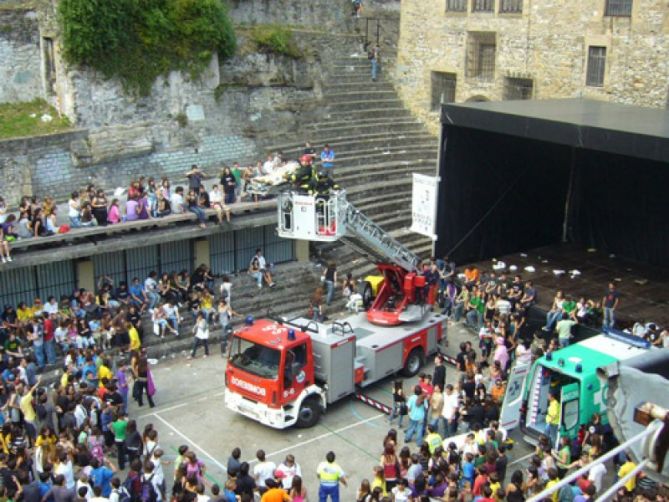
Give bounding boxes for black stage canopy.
[436,98,669,266]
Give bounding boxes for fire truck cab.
[224,312,447,429]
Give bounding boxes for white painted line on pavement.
[152,413,228,473]
[509,452,534,466]
[254,413,385,463]
[138,402,188,419]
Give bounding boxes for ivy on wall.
[58,0,237,96]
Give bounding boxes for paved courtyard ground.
[128,321,547,497]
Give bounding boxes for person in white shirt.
[170,187,185,214]
[209,185,230,224]
[276,454,302,490]
[391,478,413,502]
[441,384,460,437]
[43,296,60,316]
[55,451,76,489]
[162,301,181,334]
[253,449,276,490]
[587,456,607,492]
[220,275,232,307]
[188,313,209,359]
[68,192,82,227]
[150,449,167,501]
[144,272,159,310]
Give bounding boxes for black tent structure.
[436,98,669,267]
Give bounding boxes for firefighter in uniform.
[425,424,443,454]
[290,154,315,192]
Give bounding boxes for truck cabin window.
[283,343,308,387]
[229,337,280,379]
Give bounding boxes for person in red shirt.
[472,465,489,496]
[42,312,57,365]
[478,484,496,502]
[418,373,434,398]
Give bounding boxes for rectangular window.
[586,46,606,87]
[504,77,533,100]
[431,72,457,111]
[466,32,497,81]
[605,0,632,16]
[499,0,522,13]
[472,0,494,11]
[447,0,467,11]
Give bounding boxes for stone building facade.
[395,0,669,133]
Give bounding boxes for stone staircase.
[261,50,438,283]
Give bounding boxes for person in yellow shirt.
[98,359,113,385]
[545,467,560,502]
[128,322,141,351]
[16,302,33,324]
[545,393,561,447]
[617,454,637,494]
[20,378,41,444]
[370,465,387,497]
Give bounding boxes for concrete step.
[303,114,417,131]
[335,145,437,164]
[327,107,416,121]
[267,130,433,156]
[302,120,426,138]
[327,98,404,112]
[323,81,395,93]
[337,162,434,187]
[322,90,399,103]
[269,123,430,150]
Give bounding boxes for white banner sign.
[410,173,439,240]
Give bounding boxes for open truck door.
[557,382,580,445]
[500,362,531,431]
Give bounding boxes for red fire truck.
[224,190,445,428]
[224,313,447,428]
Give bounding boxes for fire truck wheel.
[401,348,424,377]
[361,281,374,308]
[296,397,321,428]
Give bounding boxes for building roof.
[441,98,669,163]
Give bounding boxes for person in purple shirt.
[125,197,139,222]
[115,360,129,413]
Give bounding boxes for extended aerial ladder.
[277,190,435,325]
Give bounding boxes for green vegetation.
[249,24,303,59]
[0,99,71,140]
[58,0,237,96]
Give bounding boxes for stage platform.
[467,244,669,329]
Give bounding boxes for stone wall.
[0,7,42,102]
[395,0,669,133]
[0,128,257,205]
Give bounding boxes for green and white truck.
[500,330,661,444]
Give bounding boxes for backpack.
[139,474,157,502]
[113,486,132,502]
[123,472,142,502]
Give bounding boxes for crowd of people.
[0,141,338,264]
[0,244,284,370]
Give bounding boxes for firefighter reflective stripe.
[317,461,344,486]
[426,432,442,454]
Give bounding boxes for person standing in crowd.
[369,44,380,82]
[220,167,237,205]
[602,282,620,330]
[545,392,560,447]
[320,145,335,175]
[324,262,337,306]
[186,164,205,192]
[404,385,427,446]
[189,312,210,359]
[317,451,347,502]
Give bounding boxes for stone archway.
[466,95,490,102]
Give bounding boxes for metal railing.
[472,0,494,12]
[447,0,467,12]
[527,420,664,502]
[605,0,632,16]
